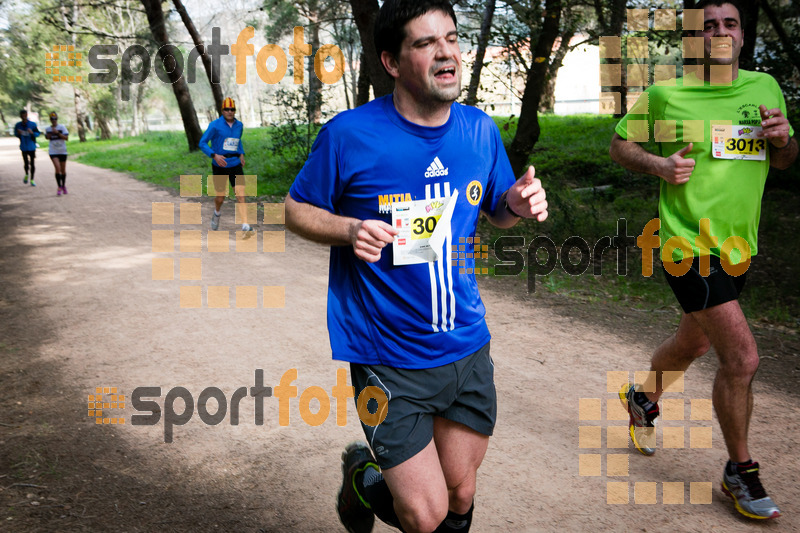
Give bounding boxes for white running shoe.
[210,212,221,230]
[242,224,255,239]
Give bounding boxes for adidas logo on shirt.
[424,157,449,178]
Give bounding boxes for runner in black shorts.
[198,97,253,235]
[285,1,549,531]
[14,109,40,187]
[45,112,70,195]
[350,343,496,471]
[609,0,797,520]
[663,255,746,313]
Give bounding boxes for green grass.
[71,116,799,329]
[71,127,308,197]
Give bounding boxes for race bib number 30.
[392,190,458,265]
[712,125,766,161]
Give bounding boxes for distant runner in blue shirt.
[286,1,549,532]
[199,97,253,235]
[14,109,40,186]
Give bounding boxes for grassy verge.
[71,117,799,329]
[71,127,310,197]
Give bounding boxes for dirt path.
[1,136,798,532]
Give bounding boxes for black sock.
[728,459,755,474]
[62,174,66,187]
[434,503,474,532]
[358,464,403,530]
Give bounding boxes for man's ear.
[380,50,400,79]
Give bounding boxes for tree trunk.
[739,1,759,71]
[115,82,124,138]
[465,0,496,107]
[356,49,371,106]
[61,3,88,141]
[541,25,576,112]
[609,0,626,117]
[140,0,202,151]
[172,0,224,115]
[507,0,562,177]
[349,0,393,98]
[342,71,352,110]
[131,89,140,136]
[96,114,112,140]
[761,0,800,75]
[348,49,358,109]
[73,87,88,142]
[307,14,323,124]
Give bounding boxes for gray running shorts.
[350,342,496,469]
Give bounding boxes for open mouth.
[434,65,456,81]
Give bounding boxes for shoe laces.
[736,464,767,500]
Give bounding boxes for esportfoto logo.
[424,157,449,178]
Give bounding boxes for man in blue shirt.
[14,110,41,186]
[198,97,252,234]
[286,1,548,531]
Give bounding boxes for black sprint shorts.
[50,154,67,162]
[350,342,496,470]
[211,163,244,192]
[663,255,747,314]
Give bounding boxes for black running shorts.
[350,342,496,470]
[663,255,747,314]
[211,163,244,191]
[50,154,67,162]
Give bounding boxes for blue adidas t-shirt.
[290,95,516,369]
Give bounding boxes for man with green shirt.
[610,0,796,521]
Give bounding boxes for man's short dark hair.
[19,109,27,114]
[692,0,746,29]
[374,0,458,63]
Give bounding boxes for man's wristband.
[503,192,522,218]
[210,153,216,158]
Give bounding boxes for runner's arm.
[198,126,215,158]
[770,137,798,170]
[759,105,797,169]
[484,166,548,228]
[609,133,695,185]
[285,193,398,263]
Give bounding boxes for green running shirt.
[615,70,793,264]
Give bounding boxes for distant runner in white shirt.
[45,112,70,196]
